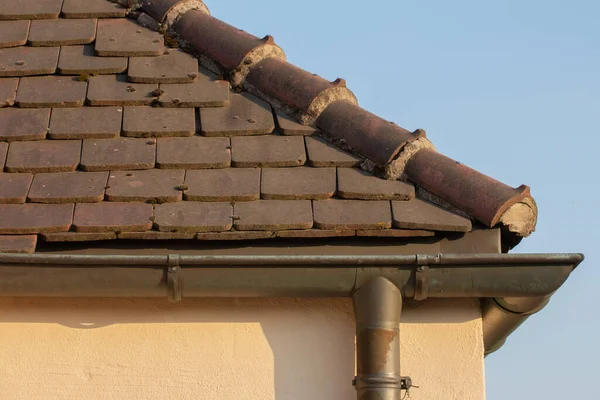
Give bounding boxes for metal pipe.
[353,277,403,400]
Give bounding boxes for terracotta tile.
[261,167,335,200]
[155,202,233,233]
[159,74,229,108]
[5,140,81,173]
[392,199,472,232]
[28,171,108,203]
[41,232,116,242]
[313,199,392,230]
[122,107,195,138]
[118,231,196,240]
[305,136,361,167]
[81,138,156,171]
[0,20,30,48]
[0,235,37,253]
[338,168,415,200]
[196,231,275,241]
[16,76,87,108]
[73,202,153,233]
[129,50,199,84]
[57,45,128,75]
[356,229,435,238]
[231,136,306,167]
[0,142,7,169]
[0,0,63,20]
[106,169,185,203]
[49,107,122,140]
[0,173,33,203]
[157,137,230,169]
[0,108,49,141]
[87,74,157,106]
[276,229,355,238]
[184,168,260,201]
[234,200,313,231]
[95,19,164,57]
[275,110,317,136]
[0,47,59,77]
[61,0,127,19]
[28,19,97,47]
[0,203,74,234]
[201,93,274,136]
[0,78,18,107]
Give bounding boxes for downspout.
[0,253,584,358]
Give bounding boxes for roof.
[0,0,537,254]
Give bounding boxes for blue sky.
[208,1,599,398]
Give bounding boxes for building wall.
[0,297,485,400]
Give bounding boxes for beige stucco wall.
[0,297,484,400]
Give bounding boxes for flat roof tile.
[16,76,87,108]
[0,173,33,203]
[28,19,97,47]
[41,231,117,242]
[392,199,472,232]
[81,138,156,171]
[0,142,7,169]
[122,107,195,138]
[313,199,392,230]
[305,136,361,167]
[231,135,306,167]
[0,203,74,234]
[0,20,30,48]
[234,200,313,231]
[157,137,230,169]
[61,0,128,19]
[201,93,274,136]
[0,0,63,20]
[0,235,37,253]
[95,19,164,57]
[105,169,185,203]
[338,168,415,200]
[128,50,199,84]
[28,171,108,203]
[73,202,153,233]
[57,44,128,75]
[275,110,317,136]
[0,78,18,107]
[155,202,233,233]
[49,107,123,140]
[0,46,59,77]
[5,140,81,173]
[159,75,229,108]
[184,168,260,201]
[87,74,157,106]
[0,108,50,141]
[261,167,335,200]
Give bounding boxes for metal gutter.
[0,252,584,356]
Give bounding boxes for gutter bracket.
[167,254,182,303]
[414,255,429,301]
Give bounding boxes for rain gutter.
[0,252,583,357]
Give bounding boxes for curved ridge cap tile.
[141,0,209,25]
[173,10,285,83]
[245,58,356,126]
[404,148,537,236]
[315,101,423,166]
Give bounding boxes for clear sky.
[208,1,599,398]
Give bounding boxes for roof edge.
[134,0,539,238]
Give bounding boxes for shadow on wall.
[0,297,357,400]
